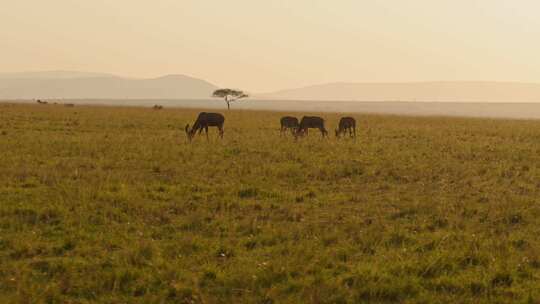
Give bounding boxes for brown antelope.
[335,117,356,139]
[295,116,328,138]
[185,112,225,142]
[153,105,163,110]
[280,116,299,136]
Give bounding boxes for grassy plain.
[1,103,540,303]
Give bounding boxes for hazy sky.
[2,0,540,92]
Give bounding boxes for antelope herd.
[36,100,75,107]
[185,112,356,141]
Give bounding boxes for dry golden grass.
[1,103,540,303]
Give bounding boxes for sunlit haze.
[2,0,540,92]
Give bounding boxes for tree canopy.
[212,89,249,110]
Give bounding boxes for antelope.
[36,99,48,105]
[335,117,356,139]
[153,105,163,110]
[185,112,225,142]
[280,116,299,136]
[295,116,328,138]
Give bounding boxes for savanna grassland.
[2,103,540,303]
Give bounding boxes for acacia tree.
[212,89,249,110]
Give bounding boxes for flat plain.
[1,103,540,303]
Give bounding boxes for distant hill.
[0,71,116,79]
[258,82,540,102]
[7,72,540,102]
[0,71,219,99]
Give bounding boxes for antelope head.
[185,124,194,142]
[293,127,304,140]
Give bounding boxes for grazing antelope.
[280,116,299,136]
[295,116,328,138]
[335,117,356,139]
[153,104,163,110]
[185,112,225,142]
